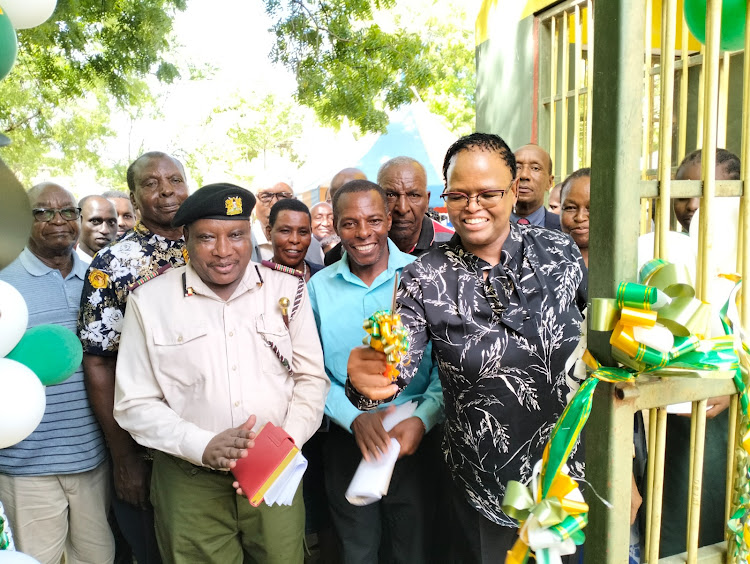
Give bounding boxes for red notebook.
[231,422,299,507]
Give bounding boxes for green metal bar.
[585,2,645,561]
[618,377,738,411]
[588,0,644,367]
[584,383,635,563]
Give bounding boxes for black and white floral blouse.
[348,222,587,526]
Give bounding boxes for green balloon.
[6,325,83,386]
[684,0,747,52]
[0,8,17,80]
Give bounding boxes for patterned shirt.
[347,222,587,525]
[78,222,186,356]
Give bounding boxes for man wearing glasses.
[345,133,587,562]
[0,183,115,563]
[251,180,324,265]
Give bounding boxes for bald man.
[323,158,452,265]
[0,183,114,563]
[102,191,137,237]
[326,168,367,203]
[513,144,560,229]
[310,201,334,242]
[77,195,118,264]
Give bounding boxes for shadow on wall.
[475,8,534,149]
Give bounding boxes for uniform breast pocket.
[152,325,209,387]
[255,315,293,376]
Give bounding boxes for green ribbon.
[0,502,13,550]
[642,261,695,298]
[616,281,667,311]
[504,264,748,564]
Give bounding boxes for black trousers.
[109,456,162,564]
[111,493,162,564]
[447,477,580,564]
[323,423,436,564]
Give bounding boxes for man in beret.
[113,183,329,564]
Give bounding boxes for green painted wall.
[475,15,536,151]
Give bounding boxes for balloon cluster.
[0,280,82,450]
[362,310,409,382]
[0,0,58,80]
[684,0,747,52]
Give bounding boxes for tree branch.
[3,109,43,133]
[291,0,351,43]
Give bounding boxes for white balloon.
[0,551,41,563]
[0,280,28,357]
[0,358,45,449]
[0,0,57,30]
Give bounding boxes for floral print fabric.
[348,222,587,525]
[78,222,186,355]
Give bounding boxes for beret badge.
[225,196,242,216]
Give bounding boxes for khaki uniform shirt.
[113,262,329,467]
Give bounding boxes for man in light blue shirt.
[308,180,443,564]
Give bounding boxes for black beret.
[172,183,256,227]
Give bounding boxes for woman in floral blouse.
[346,133,587,563]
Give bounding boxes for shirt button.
[234,401,240,407]
[177,336,183,343]
[229,331,234,337]
[190,469,198,476]
[232,365,237,371]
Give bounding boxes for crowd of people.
[0,132,739,564]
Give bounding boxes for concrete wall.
[475,15,536,151]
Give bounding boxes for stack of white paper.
[263,451,308,506]
[345,401,418,506]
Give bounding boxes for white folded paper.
[263,451,308,506]
[345,401,418,506]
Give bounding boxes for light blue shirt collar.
[19,247,87,280]
[332,239,412,289]
[511,205,547,227]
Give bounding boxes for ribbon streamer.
[0,501,14,550]
[362,310,409,382]
[504,260,748,563]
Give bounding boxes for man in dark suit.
[512,144,561,230]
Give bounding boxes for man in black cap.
[113,183,329,564]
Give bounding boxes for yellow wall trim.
[476,0,700,50]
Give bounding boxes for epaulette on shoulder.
[128,264,173,292]
[261,260,304,278]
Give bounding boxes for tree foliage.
[0,0,187,184]
[174,91,310,188]
[217,93,306,168]
[264,0,476,135]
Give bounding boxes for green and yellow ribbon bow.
[503,260,748,563]
[362,310,409,382]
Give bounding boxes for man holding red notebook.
[113,183,329,564]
